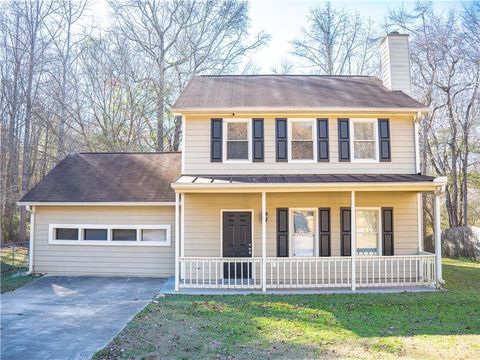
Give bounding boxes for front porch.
[172,176,446,293]
[176,253,436,291]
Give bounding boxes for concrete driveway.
[1,276,166,360]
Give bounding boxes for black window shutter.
[276,118,288,161]
[382,207,394,255]
[277,208,289,257]
[211,118,223,162]
[317,118,329,162]
[340,207,351,256]
[338,118,350,161]
[378,119,391,162]
[318,208,331,256]
[252,118,264,162]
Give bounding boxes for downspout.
[26,205,35,274]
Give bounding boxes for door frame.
[289,208,319,257]
[219,209,255,258]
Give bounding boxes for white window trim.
[288,118,317,163]
[289,208,319,257]
[350,118,379,163]
[48,224,171,246]
[355,207,382,256]
[223,118,252,163]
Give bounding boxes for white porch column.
[174,192,180,292]
[434,190,444,285]
[261,191,267,292]
[351,191,356,291]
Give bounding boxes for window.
[224,119,250,161]
[351,119,378,161]
[356,209,380,255]
[112,229,137,241]
[289,119,315,161]
[55,228,78,240]
[291,209,316,256]
[84,229,107,241]
[49,224,171,246]
[142,228,167,242]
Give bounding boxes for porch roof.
[173,174,445,192]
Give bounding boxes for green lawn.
[0,245,39,294]
[96,258,479,359]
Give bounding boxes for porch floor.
[159,277,439,295]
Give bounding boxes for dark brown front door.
[223,211,252,278]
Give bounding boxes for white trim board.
[48,224,172,246]
[18,202,175,206]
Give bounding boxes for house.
[19,32,447,292]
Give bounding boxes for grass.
[0,245,39,294]
[95,257,478,359]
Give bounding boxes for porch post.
[351,191,356,291]
[261,191,267,292]
[174,192,180,292]
[434,190,444,286]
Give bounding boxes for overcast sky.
[90,0,462,73]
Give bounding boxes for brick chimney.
[380,32,412,96]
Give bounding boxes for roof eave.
[172,180,443,193]
[171,106,431,116]
[17,201,175,206]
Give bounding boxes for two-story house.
[19,32,446,292]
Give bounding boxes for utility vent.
[380,32,412,96]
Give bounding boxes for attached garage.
[18,152,181,277]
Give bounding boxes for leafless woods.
[1,0,479,242]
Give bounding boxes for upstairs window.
[224,119,251,161]
[351,119,378,161]
[289,119,316,161]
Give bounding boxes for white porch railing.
[177,254,436,290]
[265,257,351,288]
[179,257,262,289]
[356,255,436,287]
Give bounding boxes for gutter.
[171,106,431,116]
[172,179,446,193]
[26,205,35,275]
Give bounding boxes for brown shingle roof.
[20,152,181,203]
[172,75,428,111]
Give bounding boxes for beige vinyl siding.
[183,114,416,175]
[33,206,174,277]
[183,191,420,258]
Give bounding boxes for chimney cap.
[386,31,409,37]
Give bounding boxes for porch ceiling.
[172,174,446,193]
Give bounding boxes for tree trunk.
[172,115,182,151]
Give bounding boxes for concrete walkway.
[1,276,165,360]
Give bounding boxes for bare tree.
[390,1,480,228]
[271,57,295,75]
[110,0,268,151]
[291,1,380,75]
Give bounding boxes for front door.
[223,211,252,279]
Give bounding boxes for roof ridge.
[198,74,377,78]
